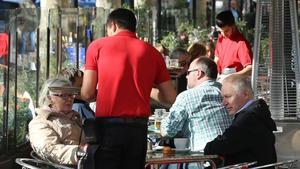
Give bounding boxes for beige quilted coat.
[28,106,85,165]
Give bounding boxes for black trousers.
[91,118,148,169]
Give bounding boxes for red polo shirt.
[215,30,253,74]
[0,33,8,57]
[85,31,170,118]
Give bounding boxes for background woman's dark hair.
[170,48,189,59]
[187,43,207,62]
[106,8,137,32]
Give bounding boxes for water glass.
[169,59,179,67]
[154,109,166,118]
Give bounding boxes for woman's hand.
[79,144,88,152]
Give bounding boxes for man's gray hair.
[223,74,253,97]
[38,78,72,106]
[194,57,218,79]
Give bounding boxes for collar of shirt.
[218,29,240,40]
[234,99,255,118]
[193,80,215,89]
[114,30,137,38]
[229,29,243,39]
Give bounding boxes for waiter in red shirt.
[81,8,176,169]
[214,10,253,81]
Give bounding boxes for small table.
[145,151,219,169]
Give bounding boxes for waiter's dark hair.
[216,10,235,28]
[106,8,137,32]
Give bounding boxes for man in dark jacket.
[204,74,277,167]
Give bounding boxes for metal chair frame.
[218,161,257,169]
[250,160,297,169]
[218,160,297,169]
[15,158,74,169]
[16,150,87,169]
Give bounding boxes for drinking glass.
[154,109,166,130]
[169,59,179,68]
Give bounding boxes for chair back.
[250,160,297,169]
[218,161,257,169]
[15,158,74,169]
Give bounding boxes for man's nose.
[222,99,227,106]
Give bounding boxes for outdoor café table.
[145,151,219,169]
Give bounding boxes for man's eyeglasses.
[187,68,199,75]
[51,93,76,99]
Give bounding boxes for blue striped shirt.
[161,80,232,151]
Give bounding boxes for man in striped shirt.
[161,57,232,152]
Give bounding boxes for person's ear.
[196,70,204,79]
[242,91,250,99]
[110,22,117,32]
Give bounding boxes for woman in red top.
[0,32,8,66]
[214,10,252,81]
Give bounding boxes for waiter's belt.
[96,117,148,125]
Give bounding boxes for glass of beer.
[155,118,161,130]
[154,109,165,130]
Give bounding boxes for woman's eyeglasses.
[51,93,76,99]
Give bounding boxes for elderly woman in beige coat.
[28,78,86,165]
